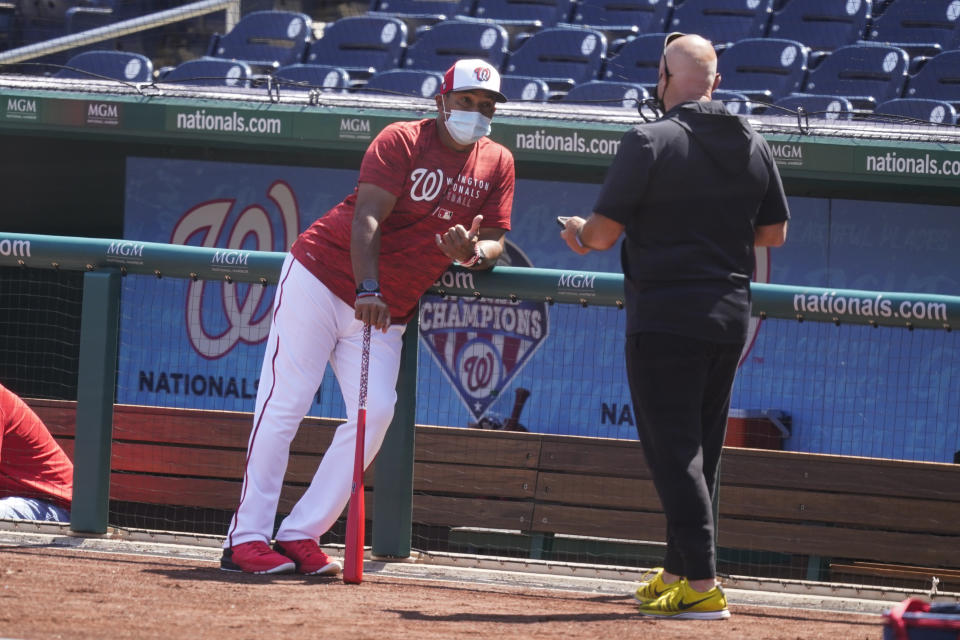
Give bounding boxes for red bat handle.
[343,407,366,583]
[344,325,371,584]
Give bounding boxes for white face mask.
[443,98,492,145]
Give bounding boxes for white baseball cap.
[440,58,507,103]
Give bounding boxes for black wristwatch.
[356,278,381,295]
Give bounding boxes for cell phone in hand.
[556,216,570,228]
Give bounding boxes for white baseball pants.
[225,253,405,548]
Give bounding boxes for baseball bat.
[502,387,531,431]
[344,323,371,584]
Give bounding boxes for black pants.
[625,332,743,581]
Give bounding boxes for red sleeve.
[478,145,515,230]
[357,121,417,197]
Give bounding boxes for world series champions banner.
[419,242,549,426]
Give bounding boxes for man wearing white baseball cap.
[437,58,507,149]
[221,58,515,575]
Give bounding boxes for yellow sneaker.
[633,568,680,604]
[637,578,730,620]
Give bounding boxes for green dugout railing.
[1,233,957,548]
[3,233,956,328]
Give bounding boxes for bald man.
[560,33,789,619]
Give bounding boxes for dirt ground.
[0,546,884,640]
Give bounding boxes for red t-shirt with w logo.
[292,118,515,323]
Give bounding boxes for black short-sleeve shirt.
[594,100,790,344]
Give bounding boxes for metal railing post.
[371,314,419,559]
[70,269,121,534]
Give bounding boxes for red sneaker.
[221,541,295,574]
[274,539,342,576]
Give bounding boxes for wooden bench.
[30,399,960,590]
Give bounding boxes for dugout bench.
[30,398,960,591]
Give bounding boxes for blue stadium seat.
[274,63,350,91]
[465,0,575,32]
[863,0,960,58]
[563,0,673,45]
[503,27,607,93]
[875,97,958,124]
[64,5,115,33]
[601,32,667,87]
[207,10,312,69]
[403,21,508,71]
[715,38,809,102]
[561,80,648,108]
[498,75,550,100]
[772,93,855,120]
[904,49,960,105]
[712,89,757,115]
[40,6,117,62]
[0,3,14,51]
[369,0,474,25]
[160,58,253,88]
[801,43,909,110]
[763,0,872,54]
[667,0,775,48]
[305,16,408,80]
[361,68,445,97]
[55,50,154,82]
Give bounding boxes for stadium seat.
[862,0,960,58]
[712,89,757,115]
[368,0,474,29]
[305,16,408,81]
[666,0,775,48]
[17,1,68,50]
[160,58,253,88]
[464,0,575,34]
[903,49,960,106]
[498,75,550,100]
[563,0,673,45]
[55,50,154,83]
[274,63,350,91]
[361,68,445,97]
[207,10,312,69]
[763,0,872,54]
[715,38,809,103]
[403,21,508,71]
[561,80,648,108]
[64,5,115,33]
[0,3,14,51]
[601,32,668,87]
[801,43,909,110]
[503,27,607,94]
[771,93,856,120]
[875,97,958,124]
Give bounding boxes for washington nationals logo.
[409,167,445,202]
[170,180,300,359]
[474,66,491,82]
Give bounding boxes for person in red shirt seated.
[220,58,516,575]
[0,383,73,522]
